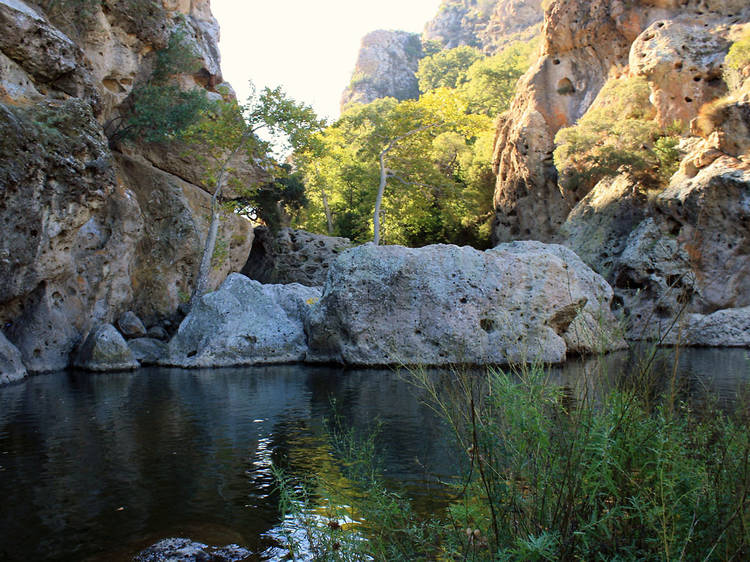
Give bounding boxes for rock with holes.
[135,537,251,562]
[73,324,139,372]
[242,227,352,287]
[161,274,321,368]
[305,242,625,366]
[0,330,27,385]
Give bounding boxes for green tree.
[182,84,323,308]
[295,89,494,247]
[416,46,483,92]
[460,37,540,115]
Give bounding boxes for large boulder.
[0,330,27,385]
[128,337,168,365]
[73,324,139,372]
[305,242,625,366]
[162,274,321,368]
[242,227,352,287]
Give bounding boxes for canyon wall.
[0,0,256,374]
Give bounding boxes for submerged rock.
[306,242,625,366]
[73,324,139,372]
[135,537,251,562]
[128,338,168,365]
[162,274,321,368]
[0,330,27,385]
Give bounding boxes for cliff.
[0,0,257,375]
[341,1,545,111]
[492,0,750,343]
[424,0,544,54]
[340,30,423,111]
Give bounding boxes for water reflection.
[0,366,454,561]
[0,350,747,561]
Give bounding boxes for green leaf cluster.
[120,30,209,144]
[417,38,539,116]
[295,90,496,247]
[554,76,681,191]
[294,36,539,247]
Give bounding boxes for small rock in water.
[134,537,252,562]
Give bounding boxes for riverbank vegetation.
[274,352,750,560]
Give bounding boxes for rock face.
[241,227,352,287]
[0,99,139,372]
[0,0,258,373]
[340,30,423,111]
[73,324,139,372]
[424,0,544,54]
[0,331,27,385]
[162,274,321,368]
[491,0,748,245]
[306,243,625,366]
[489,0,750,345]
[115,153,254,327]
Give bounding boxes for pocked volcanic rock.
[305,242,626,366]
[162,274,321,368]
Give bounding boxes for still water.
[0,349,748,561]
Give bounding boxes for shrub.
[724,31,750,91]
[554,76,679,191]
[118,30,209,143]
[277,350,750,560]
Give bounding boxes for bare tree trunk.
[188,136,249,311]
[373,149,388,245]
[320,186,334,235]
[372,123,438,245]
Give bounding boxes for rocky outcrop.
[305,242,625,366]
[561,80,750,344]
[424,0,544,54]
[241,227,352,286]
[162,274,321,368]
[491,0,748,244]
[340,30,423,111]
[73,323,139,372]
[0,0,258,373]
[0,99,140,372]
[114,153,254,327]
[0,331,27,385]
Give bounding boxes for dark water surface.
[0,349,748,561]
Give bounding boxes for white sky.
[211,0,443,123]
